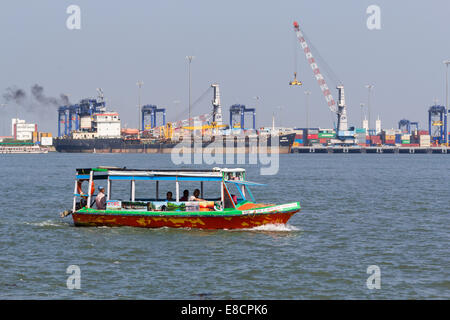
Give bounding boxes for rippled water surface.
[0,153,448,299]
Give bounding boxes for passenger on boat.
[189,189,205,202]
[227,172,239,181]
[166,191,174,201]
[95,186,106,210]
[180,190,189,201]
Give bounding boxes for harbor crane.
[229,104,256,130]
[428,104,448,145]
[398,119,419,134]
[292,20,354,144]
[141,105,166,130]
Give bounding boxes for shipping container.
[318,133,336,138]
[338,130,355,137]
[384,130,396,135]
[307,134,319,139]
[41,137,53,146]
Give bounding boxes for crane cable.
[171,86,212,122]
[301,30,342,88]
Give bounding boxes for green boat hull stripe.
[75,202,301,218]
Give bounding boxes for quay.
[291,146,450,154]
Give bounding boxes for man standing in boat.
[95,186,106,210]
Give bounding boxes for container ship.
[54,129,296,154]
[54,87,295,154]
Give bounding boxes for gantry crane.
[292,20,354,144]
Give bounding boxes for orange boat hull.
[72,210,297,230]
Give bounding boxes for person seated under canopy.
[180,190,189,201]
[189,189,205,202]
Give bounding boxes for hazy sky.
[0,0,449,136]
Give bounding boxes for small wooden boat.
[61,167,300,230]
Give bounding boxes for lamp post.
[253,96,260,110]
[365,84,374,132]
[360,103,365,128]
[136,81,144,132]
[186,56,194,128]
[444,60,450,145]
[304,91,311,129]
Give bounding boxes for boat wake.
[247,223,300,232]
[24,219,69,227]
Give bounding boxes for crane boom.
[292,21,351,136]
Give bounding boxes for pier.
[291,146,450,154]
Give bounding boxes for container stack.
[369,135,382,146]
[307,129,319,145]
[401,134,411,146]
[318,131,335,145]
[382,129,397,145]
[355,128,367,146]
[293,131,304,147]
[419,134,431,147]
[32,131,53,144]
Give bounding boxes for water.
[0,153,448,299]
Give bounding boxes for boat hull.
[72,210,298,230]
[54,133,296,154]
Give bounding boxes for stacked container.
[293,132,304,147]
[355,129,367,146]
[384,135,396,145]
[318,131,335,145]
[370,135,382,145]
[419,134,431,147]
[307,129,319,145]
[401,134,411,145]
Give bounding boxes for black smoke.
[3,87,27,105]
[2,84,70,111]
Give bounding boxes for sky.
[0,0,449,136]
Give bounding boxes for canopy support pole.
[87,171,94,208]
[200,181,204,199]
[156,181,159,200]
[72,180,78,211]
[107,178,111,201]
[131,180,135,202]
[221,181,224,205]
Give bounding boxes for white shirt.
[96,192,106,209]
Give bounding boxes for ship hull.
[54,134,295,154]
